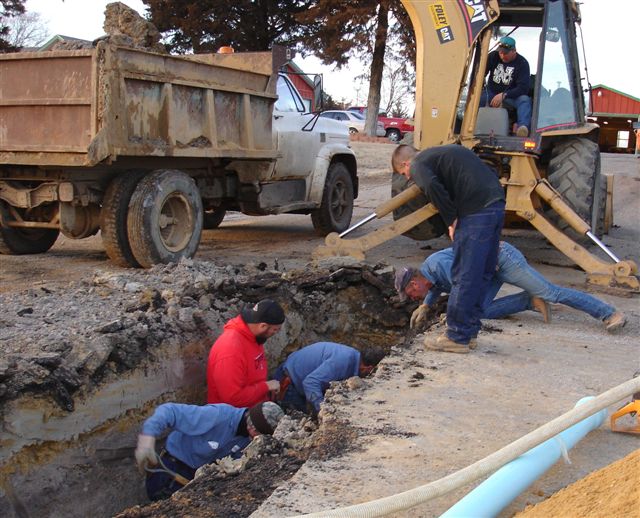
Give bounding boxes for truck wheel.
[386,129,402,142]
[0,202,59,254]
[100,171,146,267]
[391,172,447,241]
[127,170,203,268]
[546,137,603,238]
[311,163,354,235]
[203,207,226,229]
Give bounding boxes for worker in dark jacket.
[392,144,505,354]
[134,401,284,501]
[273,342,385,414]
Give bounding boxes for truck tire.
[386,129,402,142]
[127,170,203,268]
[100,171,146,267]
[311,162,354,235]
[546,137,603,238]
[0,201,59,254]
[203,207,226,229]
[391,173,447,241]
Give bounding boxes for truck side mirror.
[313,75,323,112]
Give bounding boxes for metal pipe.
[440,397,606,518]
[586,231,621,263]
[339,213,376,238]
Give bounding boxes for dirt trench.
[0,258,422,518]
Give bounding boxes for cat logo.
[429,3,455,44]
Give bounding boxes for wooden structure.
[588,85,640,153]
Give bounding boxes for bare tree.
[5,11,48,49]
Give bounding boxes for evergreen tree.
[0,0,26,52]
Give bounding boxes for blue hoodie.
[280,342,360,411]
[141,403,251,469]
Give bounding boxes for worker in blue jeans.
[395,241,626,335]
[392,144,505,353]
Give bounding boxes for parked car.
[320,110,386,137]
[347,106,414,142]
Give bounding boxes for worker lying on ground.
[207,299,285,407]
[273,342,385,415]
[396,241,626,342]
[135,401,284,501]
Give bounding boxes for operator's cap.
[241,299,285,325]
[248,401,284,435]
[394,267,415,302]
[498,36,516,50]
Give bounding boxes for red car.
[347,106,414,142]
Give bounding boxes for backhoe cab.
[316,0,638,291]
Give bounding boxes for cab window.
[275,75,306,113]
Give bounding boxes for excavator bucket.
[610,399,640,434]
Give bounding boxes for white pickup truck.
[0,43,357,267]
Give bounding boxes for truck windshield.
[536,0,578,130]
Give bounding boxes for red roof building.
[587,85,639,154]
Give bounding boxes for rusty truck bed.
[0,43,279,168]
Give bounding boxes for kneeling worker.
[274,342,385,414]
[135,401,284,501]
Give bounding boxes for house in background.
[587,85,640,153]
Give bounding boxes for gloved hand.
[266,379,280,393]
[134,434,157,474]
[410,304,429,329]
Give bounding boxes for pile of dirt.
[517,448,640,517]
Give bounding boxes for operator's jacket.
[207,315,270,407]
[421,241,515,307]
[276,342,360,412]
[142,403,250,470]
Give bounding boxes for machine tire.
[100,171,146,267]
[203,207,226,229]
[386,129,402,142]
[0,201,59,254]
[391,172,447,241]
[546,137,603,239]
[127,169,203,268]
[311,162,354,235]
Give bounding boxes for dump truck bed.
[0,43,279,168]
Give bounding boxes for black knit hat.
[241,299,285,325]
[248,402,284,435]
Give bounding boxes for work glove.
[134,434,157,474]
[410,304,429,329]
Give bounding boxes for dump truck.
[316,0,638,291]
[0,43,357,267]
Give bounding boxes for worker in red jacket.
[207,299,285,407]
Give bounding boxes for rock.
[103,2,166,53]
[67,335,116,375]
[95,320,124,334]
[345,376,364,390]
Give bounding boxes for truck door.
[271,74,322,179]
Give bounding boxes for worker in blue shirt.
[395,241,625,338]
[134,401,283,501]
[274,342,385,414]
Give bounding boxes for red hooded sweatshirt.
[207,315,270,407]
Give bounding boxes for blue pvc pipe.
[440,397,606,518]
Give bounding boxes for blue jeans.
[483,243,615,321]
[447,201,505,344]
[480,90,532,129]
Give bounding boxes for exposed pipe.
[440,397,606,518]
[296,376,640,518]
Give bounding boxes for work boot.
[531,296,551,324]
[469,338,478,350]
[604,312,626,333]
[424,334,470,354]
[516,125,529,137]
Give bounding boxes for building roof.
[591,84,640,103]
[38,35,93,51]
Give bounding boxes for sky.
[23,0,640,106]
